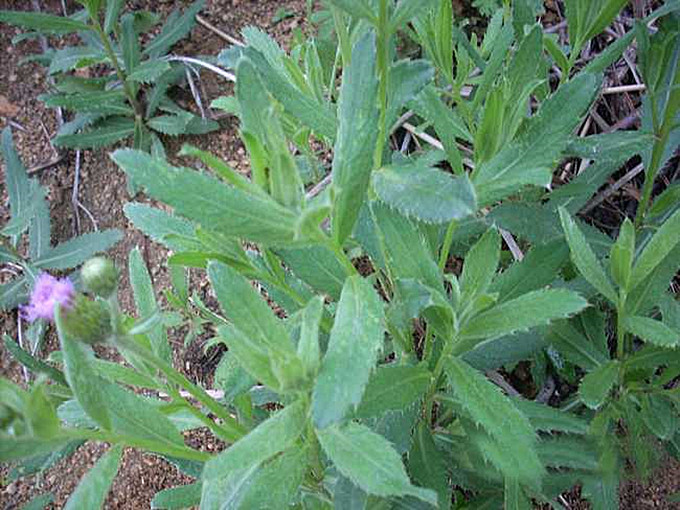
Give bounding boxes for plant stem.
[116,335,247,441]
[94,22,142,116]
[63,428,211,462]
[332,7,352,69]
[439,220,457,271]
[373,0,390,169]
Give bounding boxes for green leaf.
[610,218,635,290]
[104,0,125,33]
[298,296,324,376]
[356,365,431,418]
[473,73,600,204]
[21,493,54,510]
[317,422,437,505]
[202,400,306,481]
[48,46,106,75]
[312,276,385,429]
[408,424,449,509]
[64,445,122,510]
[3,335,67,386]
[0,10,91,33]
[371,202,442,292]
[120,13,140,74]
[129,248,171,363]
[549,320,608,373]
[236,445,308,509]
[512,398,589,434]
[504,477,531,510]
[33,230,122,270]
[325,0,376,23]
[1,127,31,222]
[386,59,434,129]
[640,394,677,440]
[457,289,588,350]
[537,436,599,470]
[443,356,544,485]
[579,360,619,409]
[334,476,367,510]
[460,227,500,300]
[331,31,379,244]
[56,310,112,430]
[372,164,476,223]
[623,316,680,348]
[208,262,303,391]
[42,91,133,116]
[151,483,201,509]
[277,246,349,301]
[143,0,205,58]
[123,203,196,252]
[490,239,569,302]
[559,207,618,303]
[128,59,171,82]
[630,209,680,291]
[111,150,298,246]
[147,113,192,136]
[392,0,437,28]
[53,117,136,149]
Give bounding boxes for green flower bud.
[81,257,118,298]
[61,295,112,345]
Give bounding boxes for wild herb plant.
[0,0,216,153]
[1,1,679,509]
[0,127,122,321]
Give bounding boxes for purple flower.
[22,273,75,322]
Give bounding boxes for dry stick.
[486,370,521,397]
[500,229,524,261]
[602,84,646,94]
[184,65,207,120]
[166,56,235,82]
[27,154,66,176]
[17,316,29,383]
[401,122,475,169]
[196,14,245,46]
[306,172,332,199]
[580,163,645,215]
[72,150,99,234]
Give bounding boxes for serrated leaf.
[325,0,376,22]
[0,11,91,33]
[640,394,677,440]
[548,319,608,370]
[312,276,385,429]
[372,164,476,223]
[104,0,125,33]
[277,246,349,301]
[610,218,635,290]
[53,117,135,148]
[42,91,133,116]
[147,113,191,135]
[512,398,589,434]
[537,436,599,470]
[48,46,106,75]
[443,356,544,485]
[460,227,500,300]
[463,331,546,372]
[143,0,204,58]
[123,203,196,252]
[120,13,140,74]
[473,73,600,204]
[317,422,437,505]
[33,230,122,270]
[630,209,680,291]
[202,400,306,481]
[371,202,442,292]
[579,360,619,409]
[490,239,569,302]
[356,365,431,418]
[386,59,434,129]
[331,31,379,244]
[408,424,449,509]
[559,207,618,303]
[457,289,588,350]
[623,315,680,348]
[112,150,298,245]
[1,127,31,222]
[64,445,122,510]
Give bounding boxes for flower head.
[22,273,75,322]
[81,257,118,298]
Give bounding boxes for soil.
[0,1,678,509]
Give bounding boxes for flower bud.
[81,257,118,298]
[61,295,112,345]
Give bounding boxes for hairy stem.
[373,0,390,169]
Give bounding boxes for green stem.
[165,384,237,443]
[94,22,142,116]
[373,0,391,169]
[616,296,627,361]
[327,239,358,277]
[63,428,211,462]
[116,335,247,441]
[438,220,457,271]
